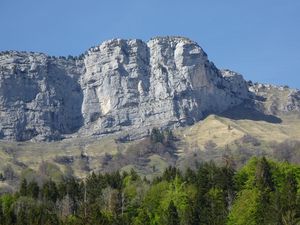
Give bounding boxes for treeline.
[0,157,299,225]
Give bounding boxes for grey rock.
[0,37,298,141]
[0,51,84,141]
[248,82,300,115]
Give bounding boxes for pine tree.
[134,208,151,225]
[1,195,16,225]
[0,199,4,225]
[129,168,139,181]
[150,128,164,143]
[184,168,197,184]
[65,178,83,215]
[20,179,28,196]
[17,205,28,225]
[194,163,210,225]
[162,166,181,182]
[277,172,300,225]
[206,188,227,225]
[219,165,235,209]
[42,180,59,203]
[254,157,275,224]
[86,172,102,204]
[165,200,180,225]
[0,173,4,181]
[254,157,274,191]
[27,181,39,199]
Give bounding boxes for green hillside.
[1,114,300,192]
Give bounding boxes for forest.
[0,157,299,225]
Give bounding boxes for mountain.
[2,36,298,142]
[1,36,300,192]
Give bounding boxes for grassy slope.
[0,114,300,191]
[177,114,300,151]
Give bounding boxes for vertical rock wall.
[0,37,253,141]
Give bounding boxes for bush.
[0,173,4,181]
[241,135,260,146]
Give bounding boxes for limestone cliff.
[0,37,298,141]
[248,82,300,115]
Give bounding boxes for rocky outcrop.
[80,37,250,139]
[248,82,300,115]
[0,36,298,141]
[0,52,84,141]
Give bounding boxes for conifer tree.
[27,181,39,199]
[0,173,4,181]
[19,179,28,196]
[162,166,181,182]
[16,205,28,225]
[165,200,180,225]
[277,172,300,225]
[254,157,274,191]
[42,180,59,203]
[150,128,164,143]
[254,157,275,224]
[0,200,4,225]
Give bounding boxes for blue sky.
[1,0,300,88]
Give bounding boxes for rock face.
[0,52,84,141]
[248,82,300,115]
[0,36,298,141]
[80,37,250,138]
